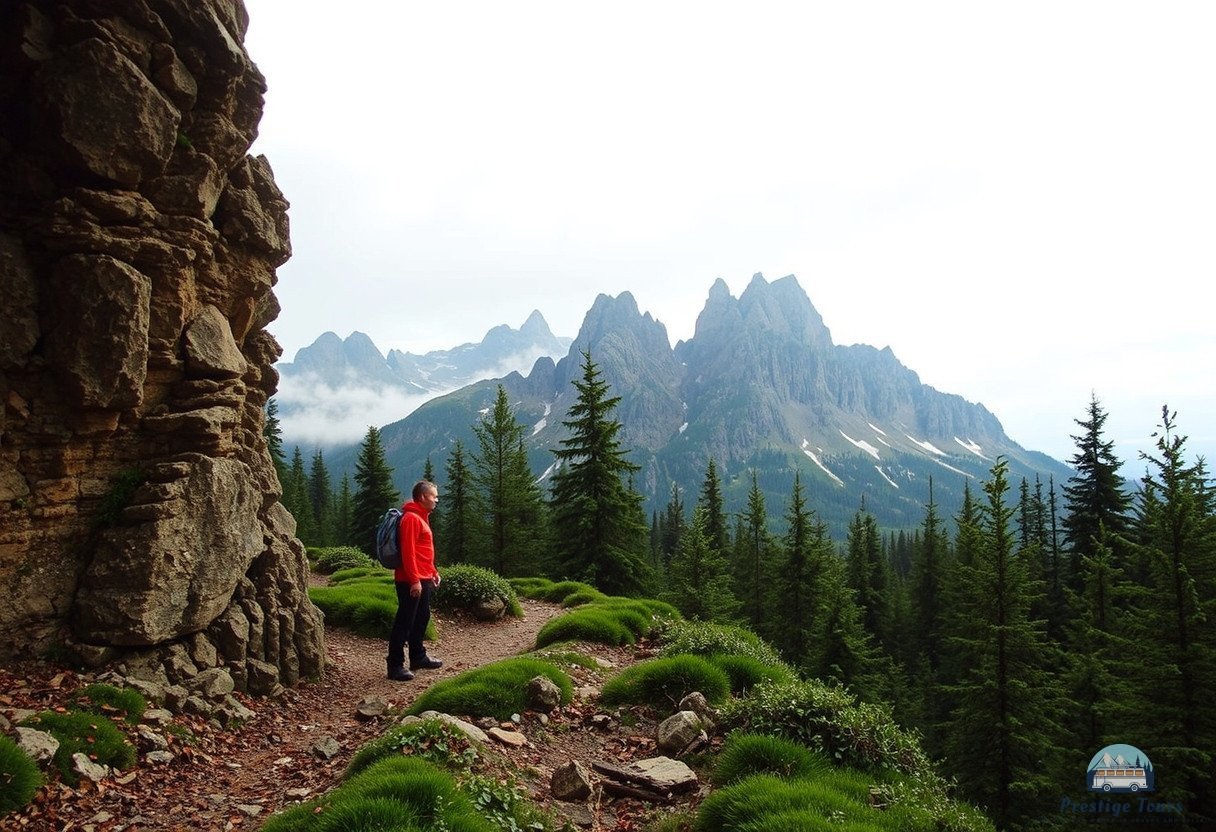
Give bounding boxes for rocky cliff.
[0,0,325,694]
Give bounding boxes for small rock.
[487,726,527,747]
[475,716,498,730]
[164,685,190,710]
[526,676,562,712]
[182,695,212,717]
[312,736,341,760]
[589,714,616,731]
[594,657,615,669]
[189,667,235,699]
[136,725,169,752]
[656,711,702,754]
[115,771,139,786]
[142,708,174,725]
[88,811,114,825]
[417,712,489,743]
[285,787,312,800]
[7,708,37,725]
[559,802,596,828]
[215,694,255,727]
[144,750,174,765]
[630,756,698,793]
[356,696,387,720]
[678,692,715,725]
[0,714,9,732]
[72,752,111,783]
[551,759,593,801]
[15,727,59,765]
[575,686,600,701]
[236,804,263,817]
[125,678,167,707]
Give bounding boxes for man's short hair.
[412,480,436,501]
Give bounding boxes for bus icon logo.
[1087,744,1154,794]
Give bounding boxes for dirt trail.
[5,598,565,832]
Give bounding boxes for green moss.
[0,734,43,815]
[20,710,135,786]
[712,733,830,786]
[535,607,636,648]
[432,564,523,617]
[599,655,731,708]
[407,657,572,721]
[70,683,146,725]
[705,653,795,695]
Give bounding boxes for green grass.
[599,655,732,709]
[694,774,875,832]
[407,657,572,721]
[308,580,437,640]
[20,710,135,786]
[535,606,638,648]
[712,732,830,786]
[0,733,43,815]
[705,653,796,695]
[559,587,609,606]
[69,683,146,725]
[658,619,784,666]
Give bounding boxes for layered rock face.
[0,0,325,693]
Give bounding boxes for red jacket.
[395,500,438,584]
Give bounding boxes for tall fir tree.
[908,479,951,755]
[845,504,888,648]
[264,397,287,484]
[768,473,820,668]
[697,458,729,553]
[737,470,774,632]
[943,458,1064,831]
[308,449,333,546]
[472,385,546,575]
[660,481,685,570]
[549,351,651,595]
[1123,408,1216,817]
[813,548,879,700]
[333,474,354,547]
[439,440,482,566]
[1062,395,1131,591]
[351,426,399,556]
[662,506,740,622]
[285,446,317,545]
[423,456,439,531]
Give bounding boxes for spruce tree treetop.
[1063,395,1131,587]
[352,426,400,556]
[549,350,652,596]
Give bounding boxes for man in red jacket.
[387,480,444,681]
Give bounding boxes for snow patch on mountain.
[954,437,989,460]
[875,466,900,488]
[840,430,881,460]
[802,440,844,486]
[906,434,947,456]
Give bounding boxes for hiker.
[387,479,444,681]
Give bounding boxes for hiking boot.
[410,656,443,671]
[387,666,415,681]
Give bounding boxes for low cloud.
[275,373,446,448]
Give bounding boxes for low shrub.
[345,718,479,778]
[20,710,135,786]
[560,587,608,607]
[69,683,146,725]
[407,657,572,720]
[718,678,932,778]
[307,581,437,641]
[263,756,494,832]
[432,564,523,617]
[706,653,795,695]
[599,655,731,708]
[312,546,373,574]
[694,774,873,832]
[507,576,554,598]
[712,733,830,786]
[537,580,600,604]
[0,734,43,815]
[463,771,553,832]
[658,620,783,666]
[534,607,636,649]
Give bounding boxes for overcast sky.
[243,1,1215,471]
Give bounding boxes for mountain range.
[274,311,572,446]
[316,273,1073,536]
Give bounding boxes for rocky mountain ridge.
[356,273,1071,535]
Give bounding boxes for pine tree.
[660,481,684,569]
[697,458,728,553]
[352,426,399,556]
[812,548,878,697]
[662,506,740,622]
[943,458,1064,831]
[737,470,774,631]
[333,474,354,547]
[768,473,820,667]
[1062,395,1131,591]
[1123,408,1216,816]
[549,351,651,595]
[285,446,317,545]
[423,456,439,530]
[308,449,333,546]
[908,479,951,754]
[439,440,481,566]
[264,397,287,484]
[845,504,887,647]
[472,385,545,575]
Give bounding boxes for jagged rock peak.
[738,272,833,348]
[520,309,553,338]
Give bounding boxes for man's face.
[421,487,439,511]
